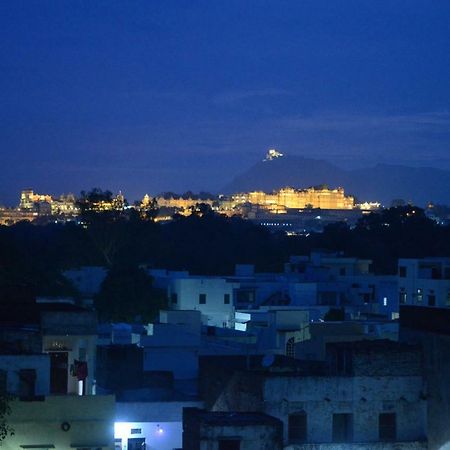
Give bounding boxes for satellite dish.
[262,354,275,368]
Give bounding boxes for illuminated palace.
[231,186,355,211]
[20,189,79,216]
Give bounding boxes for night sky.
[1,1,450,205]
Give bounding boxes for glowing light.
[156,424,164,435]
[115,422,130,438]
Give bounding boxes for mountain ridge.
[221,155,450,205]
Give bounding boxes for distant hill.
[221,155,450,205]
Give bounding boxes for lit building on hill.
[19,189,79,215]
[19,189,52,209]
[231,186,355,211]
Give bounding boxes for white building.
[168,277,239,328]
[398,258,450,308]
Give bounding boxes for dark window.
[0,370,7,394]
[379,413,396,441]
[219,439,240,450]
[50,351,68,394]
[171,293,178,304]
[127,438,145,450]
[224,293,230,304]
[19,368,36,398]
[339,268,346,276]
[335,349,353,375]
[199,293,206,304]
[319,292,337,306]
[332,413,353,442]
[399,291,407,304]
[288,412,307,443]
[286,337,296,358]
[399,266,407,277]
[428,295,436,306]
[236,289,255,304]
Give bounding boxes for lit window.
[417,288,423,303]
[383,297,388,307]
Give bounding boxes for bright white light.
[115,422,130,438]
[383,297,388,306]
[78,380,83,396]
[156,424,164,435]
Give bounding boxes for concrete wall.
[263,375,426,445]
[0,354,50,396]
[199,424,282,450]
[284,443,427,450]
[3,395,115,450]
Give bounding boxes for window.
[332,413,353,442]
[428,295,436,306]
[171,293,178,304]
[288,412,307,443]
[339,268,346,276]
[379,413,396,441]
[286,337,296,358]
[447,291,450,307]
[335,349,353,376]
[383,297,388,307]
[416,288,423,303]
[19,369,36,398]
[399,291,407,304]
[199,294,206,304]
[319,292,338,306]
[399,266,407,277]
[0,370,6,394]
[224,293,230,304]
[218,439,240,450]
[236,289,255,304]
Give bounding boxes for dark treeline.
[0,205,449,299]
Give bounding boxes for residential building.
[182,408,283,450]
[207,340,427,449]
[168,278,239,328]
[398,257,450,308]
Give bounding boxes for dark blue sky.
[1,1,450,204]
